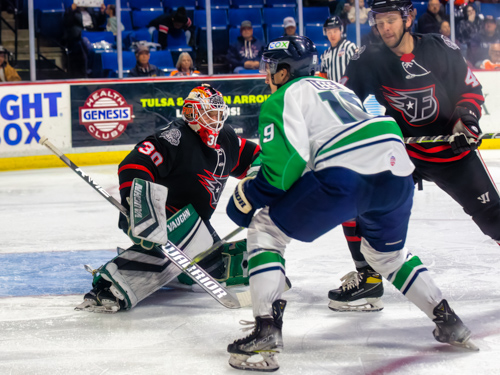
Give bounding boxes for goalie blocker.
[76,204,249,313]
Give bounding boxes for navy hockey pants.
[268,167,415,253]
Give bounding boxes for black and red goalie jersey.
[341,33,485,162]
[118,118,260,223]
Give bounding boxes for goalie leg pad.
[80,205,215,312]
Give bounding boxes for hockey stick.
[39,136,243,309]
[404,133,500,144]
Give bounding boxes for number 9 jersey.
[257,76,414,193]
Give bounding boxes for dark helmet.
[368,0,414,26]
[259,35,318,80]
[323,16,344,35]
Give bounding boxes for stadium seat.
[101,51,136,77]
[305,26,326,45]
[197,0,231,9]
[163,0,196,11]
[34,0,63,10]
[34,1,64,41]
[481,3,500,19]
[132,10,164,29]
[303,7,330,27]
[267,25,285,42]
[412,1,428,21]
[228,8,263,28]
[232,0,265,9]
[149,50,176,72]
[345,23,371,44]
[167,33,193,52]
[194,9,228,29]
[131,28,153,43]
[129,0,163,11]
[265,0,296,8]
[120,10,134,30]
[82,31,115,44]
[262,7,295,27]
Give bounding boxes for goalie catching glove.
[448,106,481,154]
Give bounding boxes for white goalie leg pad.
[247,208,289,317]
[130,178,169,245]
[103,205,214,310]
[361,238,442,319]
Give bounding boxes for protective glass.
[259,56,279,75]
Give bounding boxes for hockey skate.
[432,299,479,351]
[75,265,125,314]
[328,266,384,312]
[228,300,286,372]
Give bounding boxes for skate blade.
[228,352,279,372]
[449,338,480,352]
[75,300,119,314]
[328,298,384,312]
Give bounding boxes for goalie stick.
[39,136,245,309]
[404,133,500,144]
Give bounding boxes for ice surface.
[1,152,500,375]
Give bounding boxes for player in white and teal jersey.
[224,35,477,372]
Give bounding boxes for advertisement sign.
[0,84,71,156]
[70,77,271,147]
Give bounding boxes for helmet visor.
[259,56,279,75]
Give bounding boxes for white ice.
[1,151,500,375]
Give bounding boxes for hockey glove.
[227,176,256,228]
[449,106,481,154]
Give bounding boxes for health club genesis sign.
[79,88,133,141]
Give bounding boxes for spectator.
[417,0,448,34]
[439,20,451,38]
[129,45,165,77]
[105,5,124,36]
[147,7,195,50]
[347,0,370,24]
[170,52,201,76]
[63,2,107,78]
[226,21,264,73]
[283,17,297,36]
[456,4,483,50]
[0,46,21,82]
[478,41,500,70]
[468,15,500,66]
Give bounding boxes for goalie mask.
[182,84,229,148]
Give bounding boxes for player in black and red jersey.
[328,0,500,316]
[76,84,260,313]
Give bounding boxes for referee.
[319,16,357,82]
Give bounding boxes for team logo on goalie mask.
[382,85,439,126]
[79,89,133,141]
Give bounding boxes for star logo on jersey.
[382,85,439,126]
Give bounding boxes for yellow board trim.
[1,139,499,172]
[0,151,130,171]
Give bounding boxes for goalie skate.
[228,300,286,372]
[75,265,124,314]
[432,299,479,351]
[328,267,384,312]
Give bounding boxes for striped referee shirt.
[320,39,358,82]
